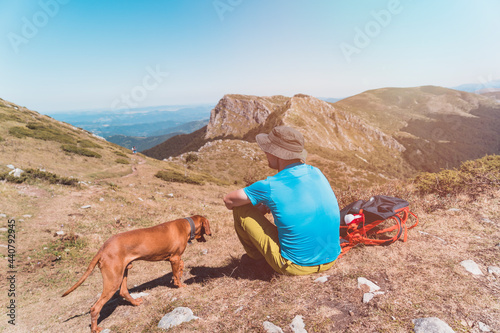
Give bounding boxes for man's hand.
[256,203,270,215]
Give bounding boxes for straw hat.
[255,126,307,161]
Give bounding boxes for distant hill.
[106,119,208,151]
[333,85,500,171]
[452,79,500,93]
[48,105,213,138]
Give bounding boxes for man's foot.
[240,254,267,266]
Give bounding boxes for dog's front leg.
[170,257,185,288]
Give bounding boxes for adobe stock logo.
[111,65,169,111]
[7,0,70,54]
[340,0,403,63]
[212,0,243,21]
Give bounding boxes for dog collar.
[185,217,195,242]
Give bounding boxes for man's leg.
[233,204,289,274]
[233,204,337,275]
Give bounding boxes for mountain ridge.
[143,86,500,182]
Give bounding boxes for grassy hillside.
[0,145,498,332]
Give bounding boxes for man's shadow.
[65,257,275,327]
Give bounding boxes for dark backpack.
[338,195,418,258]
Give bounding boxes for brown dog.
[62,215,211,333]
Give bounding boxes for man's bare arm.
[223,189,251,210]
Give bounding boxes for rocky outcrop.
[204,93,404,153]
[205,94,288,139]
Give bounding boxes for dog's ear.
[202,217,212,236]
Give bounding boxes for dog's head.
[194,215,212,242]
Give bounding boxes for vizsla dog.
[62,215,211,333]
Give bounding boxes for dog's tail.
[62,250,101,297]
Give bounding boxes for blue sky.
[1,0,499,113]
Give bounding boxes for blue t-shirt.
[243,163,341,266]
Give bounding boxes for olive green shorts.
[233,204,336,275]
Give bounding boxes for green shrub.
[114,150,129,157]
[155,169,204,185]
[414,155,500,196]
[0,168,79,186]
[61,144,102,158]
[78,139,103,149]
[115,158,130,164]
[9,122,76,144]
[185,153,199,164]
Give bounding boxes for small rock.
[0,227,8,232]
[263,321,284,333]
[412,317,455,333]
[477,321,492,332]
[9,168,24,177]
[23,214,32,218]
[130,292,149,299]
[201,249,208,255]
[157,307,198,330]
[167,193,174,198]
[314,275,330,283]
[487,266,500,276]
[55,231,65,236]
[357,277,380,292]
[101,329,111,333]
[100,198,105,202]
[348,310,354,316]
[480,217,494,224]
[6,164,15,169]
[0,213,6,218]
[80,205,91,209]
[138,198,144,201]
[460,260,483,275]
[362,291,385,303]
[289,315,307,333]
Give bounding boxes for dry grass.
[1,102,499,332]
[0,152,498,333]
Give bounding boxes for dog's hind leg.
[119,263,143,306]
[170,256,186,288]
[89,264,123,333]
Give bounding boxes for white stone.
[130,292,149,299]
[314,275,330,283]
[56,231,65,236]
[357,277,380,292]
[157,307,198,330]
[460,260,483,275]
[412,317,455,333]
[289,315,307,333]
[263,321,284,333]
[487,266,500,276]
[81,205,91,209]
[9,168,24,177]
[478,321,492,332]
[6,164,15,169]
[363,291,385,303]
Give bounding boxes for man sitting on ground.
[223,126,341,275]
